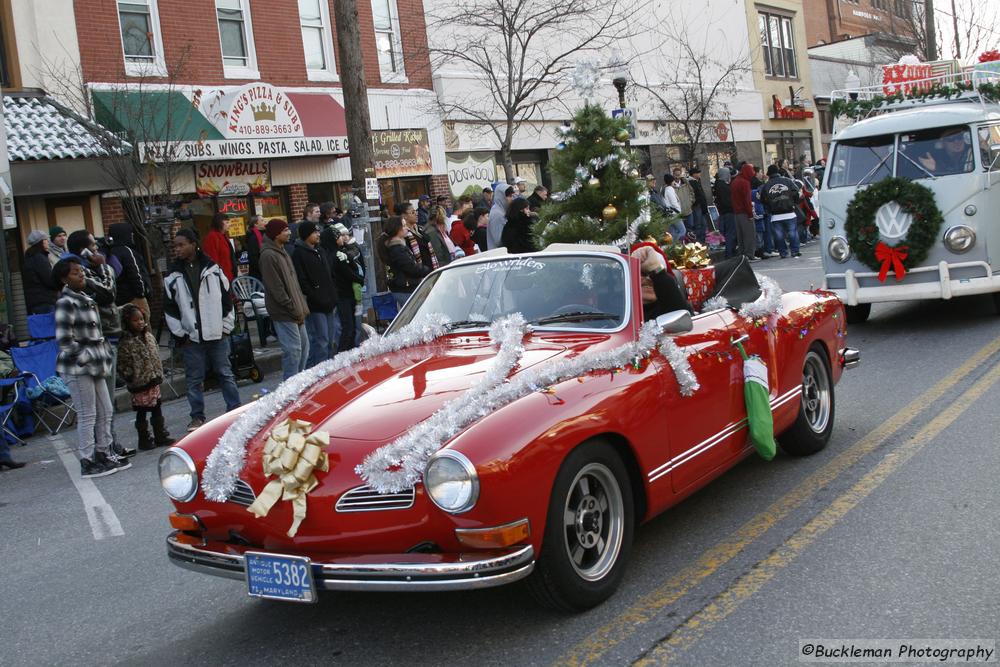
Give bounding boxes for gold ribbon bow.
[246,418,330,537]
[678,242,711,269]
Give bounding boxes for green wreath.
[844,177,944,273]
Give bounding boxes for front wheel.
[779,346,835,457]
[527,441,634,612]
[844,303,871,324]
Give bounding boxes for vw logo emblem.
[874,201,912,239]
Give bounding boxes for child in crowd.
[117,304,174,450]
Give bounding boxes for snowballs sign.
[195,160,270,197]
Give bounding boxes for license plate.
[244,552,317,603]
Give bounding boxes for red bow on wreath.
[875,242,908,282]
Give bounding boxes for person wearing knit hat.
[297,220,318,242]
[260,217,309,379]
[23,230,59,315]
[48,226,68,269]
[292,219,335,367]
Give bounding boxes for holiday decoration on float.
[844,177,943,282]
[245,418,330,537]
[537,103,667,247]
[733,340,777,461]
[829,80,1000,119]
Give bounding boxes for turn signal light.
[169,512,204,532]
[455,518,530,549]
[173,532,206,547]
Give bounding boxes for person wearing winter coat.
[260,219,310,380]
[203,213,236,283]
[500,199,539,254]
[687,166,711,243]
[48,226,68,268]
[712,167,737,258]
[379,216,430,309]
[244,215,267,280]
[486,182,515,250]
[397,201,437,271]
[451,207,481,257]
[292,220,336,367]
[107,222,151,318]
[326,223,364,353]
[163,228,241,431]
[424,205,457,266]
[761,164,802,259]
[117,304,173,450]
[731,163,758,261]
[53,257,128,479]
[22,230,59,314]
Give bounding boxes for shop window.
[118,0,167,77]
[871,0,889,10]
[371,0,407,83]
[893,0,910,16]
[758,10,797,79]
[298,0,338,81]
[216,0,259,79]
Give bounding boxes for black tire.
[779,346,835,457]
[249,365,263,383]
[844,303,871,324]
[992,292,1000,315]
[527,440,634,612]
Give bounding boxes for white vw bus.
[820,72,1000,323]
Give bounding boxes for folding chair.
[0,374,35,446]
[27,313,56,339]
[232,275,272,346]
[10,339,77,435]
[372,292,399,333]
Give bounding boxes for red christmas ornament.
[979,49,1000,63]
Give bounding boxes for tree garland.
[829,80,1000,118]
[844,177,943,282]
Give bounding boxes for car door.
[648,309,751,494]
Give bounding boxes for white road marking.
[49,436,125,541]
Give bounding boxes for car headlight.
[159,449,198,502]
[943,225,976,253]
[424,451,479,514]
[828,236,850,263]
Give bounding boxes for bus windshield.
[827,135,894,188]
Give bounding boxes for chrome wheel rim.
[802,351,831,434]
[562,462,624,582]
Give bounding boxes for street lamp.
[609,50,630,148]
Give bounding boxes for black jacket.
[760,176,801,215]
[689,178,709,215]
[644,270,693,321]
[712,179,733,215]
[385,238,430,293]
[22,244,58,313]
[291,240,335,314]
[244,227,265,279]
[107,223,151,304]
[473,227,488,253]
[527,193,546,211]
[320,229,364,302]
[501,213,538,254]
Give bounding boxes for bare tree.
[884,0,999,63]
[423,0,645,182]
[632,18,751,183]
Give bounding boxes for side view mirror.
[655,309,693,334]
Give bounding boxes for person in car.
[630,243,691,320]
[917,128,974,175]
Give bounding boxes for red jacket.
[449,220,476,257]
[203,230,235,282]
[730,164,756,216]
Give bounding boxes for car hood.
[266,334,569,444]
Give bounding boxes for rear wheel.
[844,303,871,324]
[779,346,835,457]
[527,441,634,612]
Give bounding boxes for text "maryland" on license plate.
[245,552,317,603]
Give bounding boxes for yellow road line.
[635,354,1000,666]
[553,336,1000,667]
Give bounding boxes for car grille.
[336,485,415,512]
[226,479,256,507]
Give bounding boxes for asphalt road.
[3,240,999,666]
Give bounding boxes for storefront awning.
[91,82,349,162]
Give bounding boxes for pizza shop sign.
[224,84,303,138]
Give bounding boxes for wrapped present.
[678,266,716,310]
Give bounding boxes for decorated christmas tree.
[536,103,667,247]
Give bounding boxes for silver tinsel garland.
[201,313,453,502]
[356,314,531,493]
[738,275,784,319]
[702,295,730,312]
[358,319,701,494]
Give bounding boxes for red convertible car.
[160,246,857,611]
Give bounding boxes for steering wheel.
[552,303,600,316]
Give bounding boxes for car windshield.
[897,125,974,179]
[390,255,629,332]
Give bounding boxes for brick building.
[803,0,916,47]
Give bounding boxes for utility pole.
[925,0,938,61]
[950,0,961,59]
[333,0,380,313]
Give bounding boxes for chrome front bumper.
[166,532,535,592]
[826,260,1000,305]
[839,347,860,369]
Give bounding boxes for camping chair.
[232,275,272,346]
[10,339,76,435]
[372,292,399,333]
[0,374,35,446]
[27,312,56,339]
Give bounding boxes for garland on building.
[844,177,943,282]
[829,81,1000,118]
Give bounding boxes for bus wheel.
[845,303,871,324]
[992,293,1000,315]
